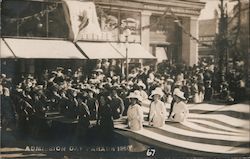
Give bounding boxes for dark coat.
[86,97,98,120]
[110,96,124,119]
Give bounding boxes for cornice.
[95,0,205,16]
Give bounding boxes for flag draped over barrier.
[114,102,250,155]
[62,0,101,42]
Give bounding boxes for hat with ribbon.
[1,74,6,78]
[150,87,164,98]
[56,67,64,71]
[94,69,103,73]
[126,92,142,102]
[137,80,146,89]
[167,79,174,83]
[173,88,186,100]
[27,74,34,79]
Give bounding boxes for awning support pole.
[126,45,128,82]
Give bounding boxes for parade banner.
[62,0,102,41]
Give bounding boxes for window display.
[1,1,69,38]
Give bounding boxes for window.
[98,8,119,41]
[1,1,69,38]
[119,11,141,42]
[150,15,178,43]
[97,8,141,42]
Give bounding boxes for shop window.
[1,1,69,38]
[150,15,177,43]
[119,11,141,42]
[97,8,141,42]
[97,8,119,41]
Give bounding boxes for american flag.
[114,102,250,156]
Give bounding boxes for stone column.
[141,11,152,51]
[181,16,199,66]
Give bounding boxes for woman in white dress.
[127,92,144,131]
[192,81,200,103]
[149,88,167,127]
[170,89,189,122]
[137,80,148,100]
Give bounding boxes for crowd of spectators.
[0,58,247,136]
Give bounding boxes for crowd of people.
[0,58,247,135]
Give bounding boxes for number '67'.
[146,148,156,156]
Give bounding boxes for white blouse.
[149,100,167,127]
[127,104,144,131]
[170,101,189,122]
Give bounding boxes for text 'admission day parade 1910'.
[0,0,249,158]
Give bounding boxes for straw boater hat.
[150,87,164,98]
[34,85,43,90]
[112,76,119,80]
[27,74,34,79]
[127,92,142,102]
[51,71,58,75]
[94,69,103,73]
[1,74,6,78]
[56,67,64,71]
[173,89,186,100]
[137,80,146,90]
[167,79,174,83]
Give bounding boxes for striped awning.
[0,39,15,58]
[3,38,87,59]
[114,102,250,155]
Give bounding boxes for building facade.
[198,18,218,58]
[94,0,205,65]
[1,0,205,67]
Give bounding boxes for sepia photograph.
[0,0,249,158]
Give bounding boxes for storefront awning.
[3,38,87,59]
[76,42,124,59]
[0,39,15,58]
[110,43,156,59]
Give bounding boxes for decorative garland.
[4,1,243,51]
[5,3,58,26]
[96,5,213,47]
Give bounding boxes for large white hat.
[127,92,142,102]
[1,74,6,78]
[173,89,186,100]
[150,87,164,98]
[137,80,146,89]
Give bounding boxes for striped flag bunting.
[114,102,250,156]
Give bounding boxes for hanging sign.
[63,0,102,41]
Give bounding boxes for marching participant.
[137,80,148,100]
[148,87,167,127]
[169,89,189,122]
[85,86,99,120]
[110,88,125,120]
[127,92,144,131]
